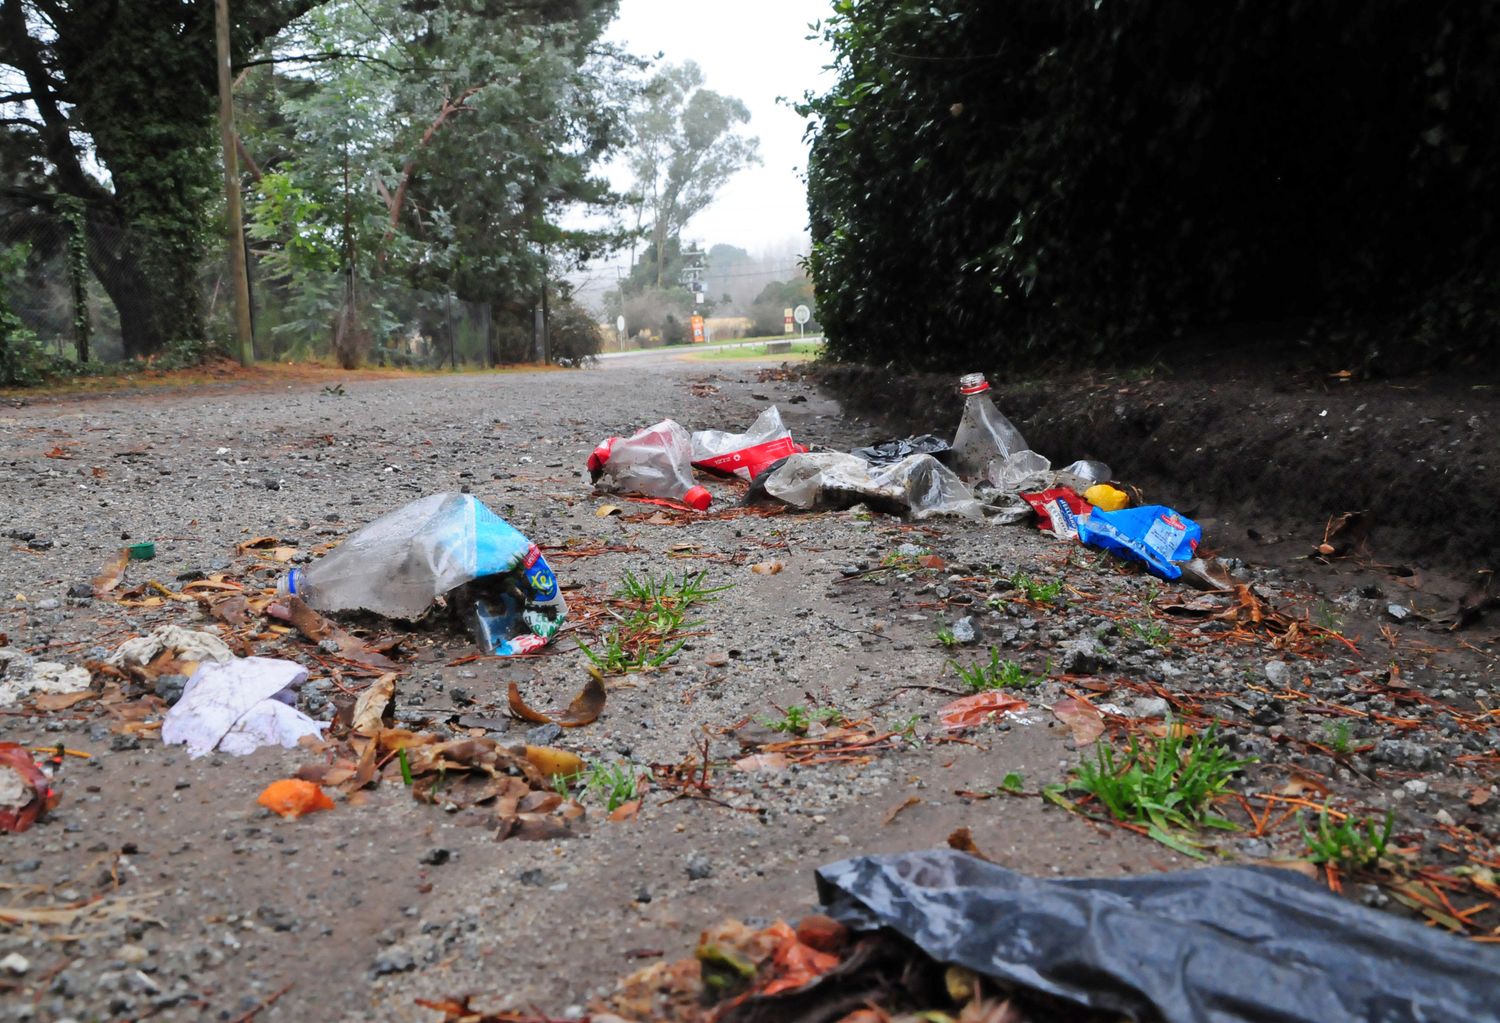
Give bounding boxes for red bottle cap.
[683,486,711,511]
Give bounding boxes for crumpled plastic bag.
[757,452,984,520]
[850,434,952,465]
[588,419,696,499]
[0,649,90,707]
[162,657,326,758]
[816,849,1500,1023]
[691,406,803,480]
[106,625,234,669]
[987,449,1052,491]
[1077,504,1201,579]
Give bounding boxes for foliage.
[1,1,318,357]
[556,760,646,812]
[581,570,729,674]
[625,61,760,290]
[1301,806,1395,871]
[760,704,845,735]
[0,243,62,386]
[800,2,1500,374]
[1009,571,1063,604]
[749,273,816,337]
[240,0,633,366]
[1059,719,1251,857]
[950,650,1043,693]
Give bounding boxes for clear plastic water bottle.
[278,493,566,654]
[950,372,1029,480]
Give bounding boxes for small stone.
[1386,603,1411,621]
[67,583,93,599]
[1060,638,1113,675]
[419,848,451,866]
[153,674,187,704]
[518,868,547,887]
[372,946,414,975]
[1434,809,1456,827]
[110,734,141,752]
[1263,660,1292,686]
[526,723,563,746]
[949,616,978,645]
[685,853,713,881]
[35,598,61,611]
[0,952,29,975]
[1403,779,1429,796]
[264,478,282,491]
[117,944,148,965]
[1131,696,1171,719]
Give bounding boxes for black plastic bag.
[816,849,1500,1023]
[850,434,952,465]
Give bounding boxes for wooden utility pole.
[215,0,255,366]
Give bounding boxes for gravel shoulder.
[0,359,1495,1022]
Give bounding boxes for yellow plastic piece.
[1084,484,1129,512]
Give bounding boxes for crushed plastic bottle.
[278,493,566,655]
[758,452,984,520]
[951,373,1029,480]
[588,419,708,508]
[691,406,803,480]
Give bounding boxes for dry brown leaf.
[523,745,583,779]
[508,671,607,728]
[918,554,945,570]
[91,548,130,596]
[596,504,623,517]
[1469,786,1493,808]
[608,799,641,822]
[882,795,921,825]
[351,674,396,736]
[1050,697,1104,746]
[946,826,991,861]
[939,691,1027,731]
[733,752,791,773]
[750,561,783,575]
[507,682,554,724]
[31,690,94,711]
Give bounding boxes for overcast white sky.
[576,0,836,283]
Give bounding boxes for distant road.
[596,336,824,362]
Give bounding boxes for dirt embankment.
[818,362,1499,583]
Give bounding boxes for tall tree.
[242,0,632,364]
[627,61,758,288]
[0,1,318,357]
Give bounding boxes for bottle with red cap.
[950,372,1029,480]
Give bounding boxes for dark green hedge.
[801,1,1500,374]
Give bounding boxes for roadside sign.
[794,304,810,325]
[783,307,794,334]
[691,315,705,344]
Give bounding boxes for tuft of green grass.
[1301,806,1394,871]
[760,704,844,735]
[1321,720,1354,755]
[889,713,923,743]
[1010,570,1064,604]
[951,648,1044,692]
[581,570,730,674]
[1000,772,1026,793]
[1056,718,1252,858]
[554,760,647,812]
[936,627,958,648]
[1125,619,1172,648]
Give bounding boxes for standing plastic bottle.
[950,372,1029,481]
[277,493,566,654]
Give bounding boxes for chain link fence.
[2,190,565,370]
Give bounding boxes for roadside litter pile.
[589,373,1227,593]
[2,368,1496,1023]
[424,849,1500,1023]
